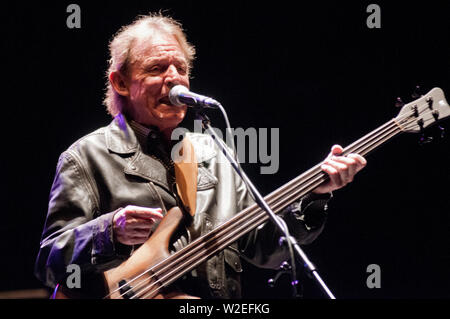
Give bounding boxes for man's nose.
[164,65,183,88]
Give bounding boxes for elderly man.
[35,13,366,299]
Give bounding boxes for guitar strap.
[173,136,198,217]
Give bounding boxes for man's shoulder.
[185,132,213,146]
[184,132,238,163]
[57,121,115,166]
[184,132,217,163]
[66,126,108,153]
[59,115,139,162]
[53,125,109,172]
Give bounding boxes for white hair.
[103,13,196,116]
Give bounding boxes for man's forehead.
[133,31,185,62]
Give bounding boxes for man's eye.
[148,66,160,72]
[177,66,187,74]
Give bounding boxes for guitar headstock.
[394,87,449,133]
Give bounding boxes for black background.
[2,1,450,299]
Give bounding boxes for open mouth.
[158,96,173,106]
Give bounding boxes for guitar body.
[52,206,199,299]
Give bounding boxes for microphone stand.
[193,107,336,299]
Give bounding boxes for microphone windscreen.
[169,85,189,106]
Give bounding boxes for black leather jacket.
[35,114,331,298]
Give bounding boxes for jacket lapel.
[105,114,172,193]
[124,152,172,192]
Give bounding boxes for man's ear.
[109,71,130,97]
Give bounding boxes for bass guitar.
[53,87,449,299]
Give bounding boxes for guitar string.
[115,111,418,298]
[119,120,403,299]
[115,109,422,298]
[122,105,436,300]
[132,120,405,299]
[140,103,440,298]
[111,118,400,297]
[113,103,434,298]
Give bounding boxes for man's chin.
[154,105,186,118]
[150,108,185,127]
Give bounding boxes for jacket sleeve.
[34,151,126,289]
[236,174,332,270]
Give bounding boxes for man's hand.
[113,205,164,245]
[313,145,367,194]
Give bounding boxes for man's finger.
[121,216,154,230]
[330,155,356,166]
[132,228,152,237]
[325,158,348,172]
[326,159,350,183]
[330,156,356,179]
[130,222,154,230]
[347,153,367,170]
[321,163,343,187]
[125,205,164,220]
[330,144,344,157]
[125,237,147,245]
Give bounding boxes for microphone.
[169,85,220,109]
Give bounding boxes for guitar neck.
[262,118,404,209]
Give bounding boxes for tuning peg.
[412,85,422,99]
[395,97,405,108]
[417,118,433,145]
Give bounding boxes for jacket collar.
[105,113,139,155]
[105,114,218,163]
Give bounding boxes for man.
[35,13,366,299]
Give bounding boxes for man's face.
[123,31,190,131]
